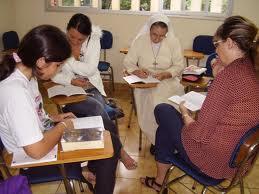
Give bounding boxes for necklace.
[151,42,161,69]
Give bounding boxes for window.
[47,0,233,18]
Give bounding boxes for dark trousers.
[63,88,110,121]
[154,103,193,166]
[63,94,122,194]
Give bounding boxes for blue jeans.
[63,88,110,120]
[154,103,194,166]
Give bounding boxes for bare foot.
[120,149,137,170]
[82,167,96,185]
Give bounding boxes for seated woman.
[51,13,137,172]
[0,25,119,194]
[141,15,259,192]
[123,14,185,151]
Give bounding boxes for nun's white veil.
[132,14,175,45]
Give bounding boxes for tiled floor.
[30,84,259,194]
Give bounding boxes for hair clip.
[13,52,22,63]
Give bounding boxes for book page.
[47,85,86,98]
[123,75,160,84]
[72,116,104,130]
[123,75,143,84]
[168,91,206,111]
[11,145,58,167]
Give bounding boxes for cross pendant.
[153,62,158,67]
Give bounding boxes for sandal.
[140,176,162,192]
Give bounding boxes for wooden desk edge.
[4,131,113,169]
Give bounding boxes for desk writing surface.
[4,131,113,169]
[42,81,86,106]
[183,50,205,59]
[181,76,213,88]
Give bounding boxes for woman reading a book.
[51,13,137,173]
[140,16,259,192]
[123,14,185,153]
[0,25,121,194]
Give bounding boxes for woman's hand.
[152,72,172,81]
[211,58,225,77]
[179,101,194,126]
[71,78,88,87]
[132,69,150,78]
[50,112,76,122]
[71,45,81,60]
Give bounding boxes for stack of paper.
[11,145,58,167]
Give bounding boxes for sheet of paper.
[11,145,58,167]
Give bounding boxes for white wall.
[0,0,15,49]
[1,0,258,82]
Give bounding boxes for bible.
[168,91,206,111]
[61,116,105,151]
[47,85,87,98]
[123,75,160,84]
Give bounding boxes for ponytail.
[0,54,16,81]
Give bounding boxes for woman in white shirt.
[0,25,121,194]
[51,13,137,180]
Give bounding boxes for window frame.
[45,0,234,20]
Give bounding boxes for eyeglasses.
[213,40,223,48]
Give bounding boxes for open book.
[168,91,206,111]
[183,65,207,75]
[47,85,87,98]
[61,116,105,152]
[11,145,58,167]
[123,75,160,84]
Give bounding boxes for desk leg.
[127,88,135,128]
[186,58,189,67]
[59,164,75,194]
[139,129,142,151]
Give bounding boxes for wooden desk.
[42,81,87,113]
[181,76,213,93]
[125,78,158,151]
[183,49,205,66]
[3,131,113,194]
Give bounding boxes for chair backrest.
[2,31,19,50]
[225,124,259,191]
[205,53,217,77]
[100,30,113,50]
[193,35,215,55]
[230,124,259,168]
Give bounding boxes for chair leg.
[139,129,142,151]
[78,180,84,192]
[127,102,134,128]
[159,166,175,194]
[240,178,244,194]
[192,180,198,190]
[110,66,115,91]
[201,186,208,194]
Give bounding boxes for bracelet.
[59,121,67,129]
